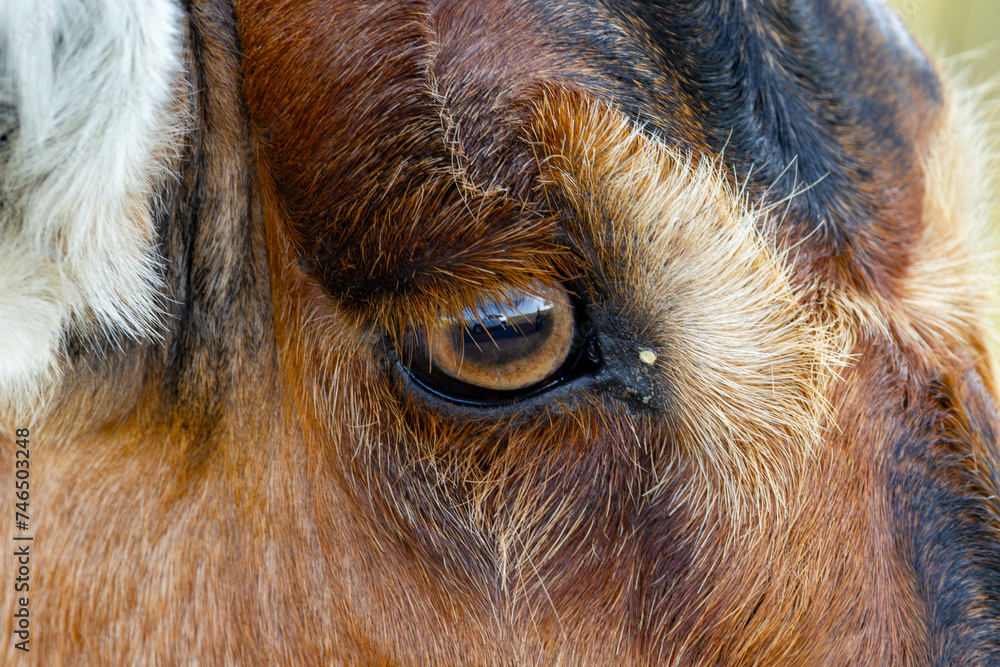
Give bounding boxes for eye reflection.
[413,282,575,393]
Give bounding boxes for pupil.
[412,280,575,395]
[452,293,556,362]
[463,310,544,346]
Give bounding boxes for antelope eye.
[403,282,582,401]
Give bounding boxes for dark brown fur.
[2,0,998,664]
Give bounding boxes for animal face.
[2,0,999,663]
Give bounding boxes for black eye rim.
[397,285,602,407]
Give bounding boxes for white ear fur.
[0,0,185,396]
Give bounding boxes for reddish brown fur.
[2,0,999,664]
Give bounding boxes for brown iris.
[408,282,575,393]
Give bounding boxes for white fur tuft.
[0,0,185,395]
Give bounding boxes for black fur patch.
[889,372,1000,663]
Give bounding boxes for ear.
[0,0,186,395]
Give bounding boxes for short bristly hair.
[2,0,999,664]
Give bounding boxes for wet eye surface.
[401,281,598,405]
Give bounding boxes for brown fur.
[2,0,999,664]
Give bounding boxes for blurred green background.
[890,0,1000,83]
